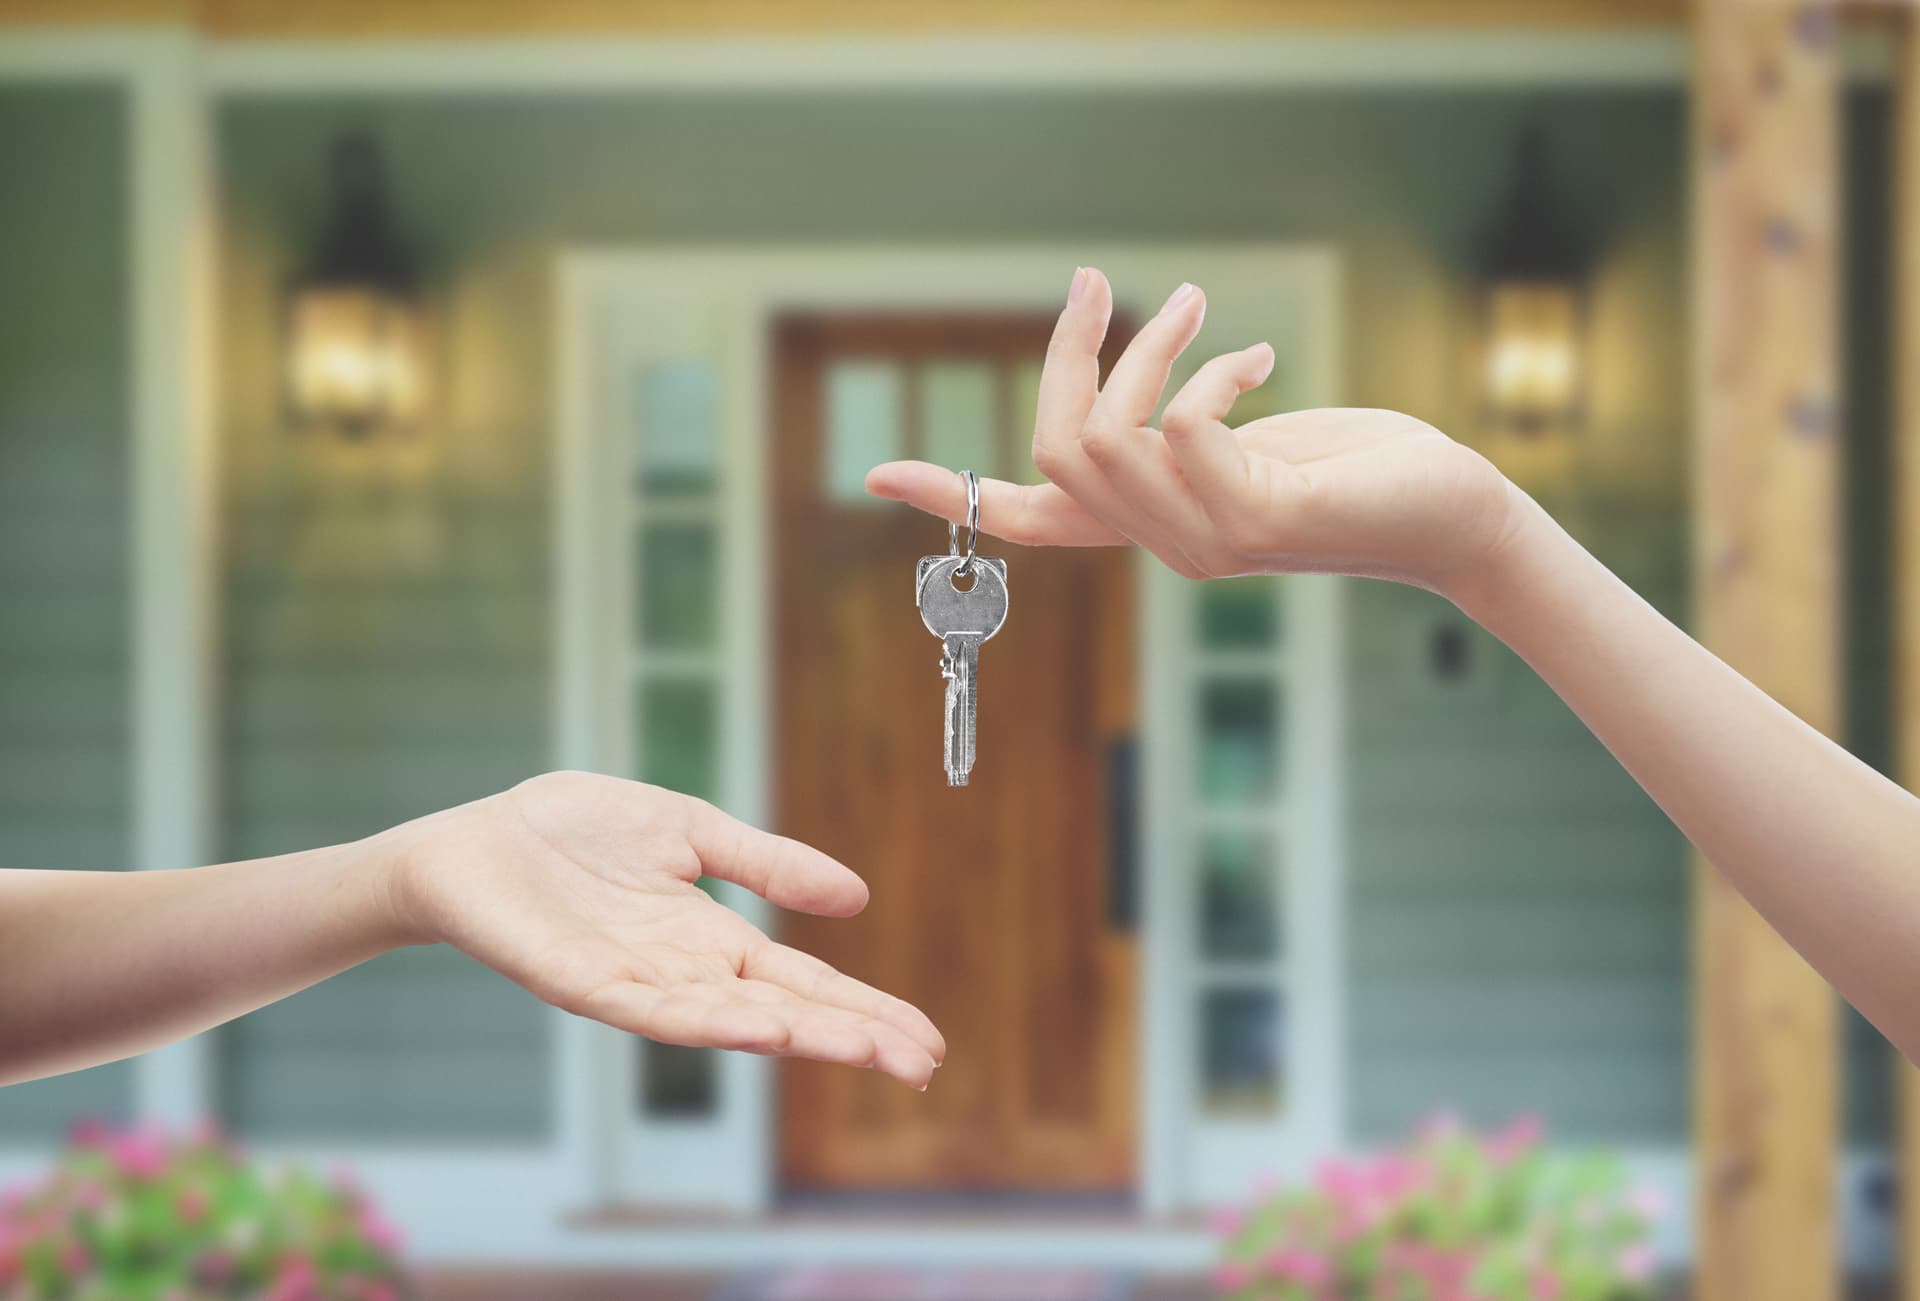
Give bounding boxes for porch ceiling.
[2,0,1691,35]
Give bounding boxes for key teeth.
[948,772,968,787]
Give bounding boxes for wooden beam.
[1896,13,1920,1301]
[1692,3,1843,1300]
[0,0,1683,33]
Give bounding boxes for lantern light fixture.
[1480,126,1586,439]
[285,133,429,439]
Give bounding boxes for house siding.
[207,88,1895,1150]
[0,85,134,1136]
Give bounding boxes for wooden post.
[1692,2,1842,1299]
[1896,15,1920,1301]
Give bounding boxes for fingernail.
[1250,342,1276,381]
[1162,282,1197,313]
[1068,266,1089,304]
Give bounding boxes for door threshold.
[559,1204,1214,1270]
[571,1197,1195,1232]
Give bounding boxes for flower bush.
[1212,1114,1665,1301]
[0,1120,408,1301]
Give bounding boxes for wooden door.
[774,314,1138,1192]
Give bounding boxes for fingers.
[682,800,870,918]
[1030,270,1212,576]
[863,461,1123,547]
[726,979,938,1089]
[1033,265,1112,457]
[1088,281,1206,433]
[745,943,946,1064]
[1160,343,1271,516]
[582,982,935,1089]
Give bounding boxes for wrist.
[1439,484,1565,633]
[346,818,442,951]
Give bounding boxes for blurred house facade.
[0,13,1904,1283]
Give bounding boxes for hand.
[866,267,1526,600]
[376,771,945,1089]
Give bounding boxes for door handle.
[1107,737,1140,932]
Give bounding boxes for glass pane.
[824,361,903,503]
[638,681,717,801]
[634,362,717,496]
[1202,988,1283,1116]
[921,361,997,477]
[1010,359,1046,485]
[1198,680,1281,802]
[1200,831,1279,961]
[1198,578,1280,649]
[641,1042,717,1119]
[636,522,716,651]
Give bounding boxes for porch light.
[285,133,428,438]
[1479,127,1585,438]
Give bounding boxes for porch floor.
[418,1270,1889,1301]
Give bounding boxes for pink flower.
[195,1249,236,1286]
[1629,1185,1669,1223]
[270,1254,318,1301]
[1209,1207,1246,1238]
[73,1181,107,1213]
[1487,1113,1546,1167]
[1528,1266,1563,1300]
[1212,1261,1252,1292]
[176,1186,210,1224]
[106,1130,169,1180]
[58,1239,91,1276]
[66,1118,109,1149]
[1616,1243,1657,1283]
[356,1205,405,1256]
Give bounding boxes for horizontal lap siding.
[214,490,550,1136]
[0,86,133,1137]
[1346,506,1693,1144]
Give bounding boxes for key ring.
[948,470,981,577]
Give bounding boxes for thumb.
[682,799,870,918]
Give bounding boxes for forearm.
[1454,494,1920,1058]
[0,837,417,1086]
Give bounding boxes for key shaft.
[942,633,982,786]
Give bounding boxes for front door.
[773,314,1138,1192]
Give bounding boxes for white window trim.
[0,30,218,1131]
[554,243,1342,1218]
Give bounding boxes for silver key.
[915,553,1008,786]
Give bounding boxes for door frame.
[554,243,1344,1214]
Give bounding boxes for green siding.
[0,86,134,1136]
[213,87,1896,1148]
[1346,509,1692,1143]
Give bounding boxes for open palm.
[383,771,944,1089]
[866,267,1521,600]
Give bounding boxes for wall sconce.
[1479,127,1585,438]
[285,133,429,438]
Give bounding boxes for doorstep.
[559,1202,1215,1271]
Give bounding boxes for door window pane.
[1197,680,1281,802]
[824,361,902,503]
[1010,359,1046,485]
[641,1043,717,1119]
[638,681,717,801]
[1201,987,1283,1116]
[920,361,997,477]
[1200,830,1279,961]
[634,362,717,496]
[1198,578,1281,649]
[637,522,716,651]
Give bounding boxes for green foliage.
[0,1121,407,1301]
[1212,1115,1665,1300]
